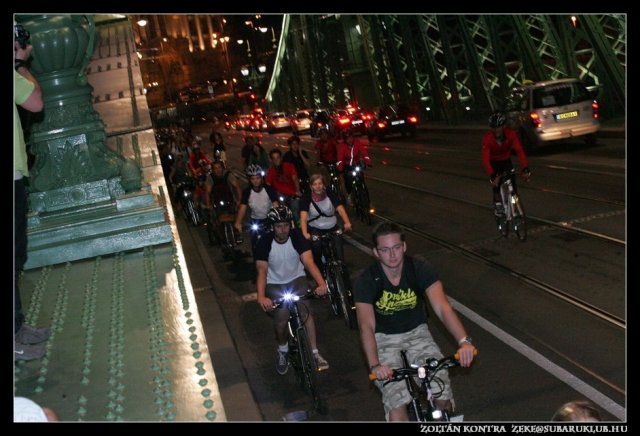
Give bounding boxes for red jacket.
[315,137,338,164]
[336,138,371,171]
[481,127,528,175]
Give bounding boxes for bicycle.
[494,168,527,241]
[245,219,269,258]
[322,163,345,202]
[311,228,357,330]
[174,180,203,227]
[369,349,477,422]
[208,199,241,259]
[349,165,373,225]
[272,291,328,415]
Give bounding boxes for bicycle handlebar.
[368,349,478,381]
[310,227,343,241]
[271,289,317,310]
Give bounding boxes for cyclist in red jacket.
[481,112,530,216]
[336,129,371,204]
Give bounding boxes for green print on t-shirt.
[375,288,417,315]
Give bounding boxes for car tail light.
[377,121,387,129]
[338,117,350,125]
[529,112,542,128]
[408,116,418,123]
[592,101,599,119]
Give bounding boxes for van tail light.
[529,112,542,128]
[592,101,599,119]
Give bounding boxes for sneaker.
[276,350,289,375]
[15,342,46,361]
[15,324,50,345]
[314,352,329,371]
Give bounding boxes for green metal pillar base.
[24,186,172,270]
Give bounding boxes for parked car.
[311,109,331,137]
[504,78,600,151]
[349,110,374,136]
[330,109,352,137]
[291,109,313,134]
[368,105,418,140]
[267,112,291,133]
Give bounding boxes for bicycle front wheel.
[335,267,357,330]
[358,184,372,225]
[325,267,340,316]
[512,196,527,242]
[295,327,327,415]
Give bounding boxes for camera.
[15,24,30,49]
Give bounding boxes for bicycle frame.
[496,169,527,241]
[273,291,327,414]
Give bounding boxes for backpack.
[369,255,429,318]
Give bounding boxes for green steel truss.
[267,14,625,122]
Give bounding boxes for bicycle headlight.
[418,367,426,379]
[431,410,443,420]
[282,292,299,302]
[251,223,259,231]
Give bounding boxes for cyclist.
[336,128,371,204]
[209,160,242,230]
[482,111,530,217]
[187,137,211,176]
[241,135,269,170]
[255,205,329,375]
[234,164,280,257]
[354,222,477,421]
[283,135,311,196]
[209,130,227,168]
[314,128,340,195]
[265,148,302,223]
[299,173,352,273]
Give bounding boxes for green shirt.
[14,70,35,178]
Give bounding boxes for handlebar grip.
[454,348,479,361]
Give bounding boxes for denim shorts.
[374,323,453,419]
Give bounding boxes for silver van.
[505,78,600,151]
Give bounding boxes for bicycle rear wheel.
[512,196,527,242]
[295,327,327,415]
[223,223,239,259]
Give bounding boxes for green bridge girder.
[266,14,625,123]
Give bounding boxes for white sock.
[312,349,319,355]
[278,343,289,353]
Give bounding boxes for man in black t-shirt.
[353,222,477,421]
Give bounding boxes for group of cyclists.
[159,110,531,421]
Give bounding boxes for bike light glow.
[418,367,426,379]
[219,200,225,206]
[279,196,285,202]
[282,292,300,302]
[251,224,259,231]
[432,410,443,420]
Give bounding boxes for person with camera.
[14,23,50,361]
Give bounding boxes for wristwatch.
[458,336,473,346]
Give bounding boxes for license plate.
[352,120,362,125]
[391,120,405,125]
[554,111,578,121]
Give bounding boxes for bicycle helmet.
[246,164,263,177]
[267,205,293,225]
[488,111,506,128]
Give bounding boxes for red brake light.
[529,112,542,128]
[338,118,350,125]
[592,101,599,119]
[408,116,418,123]
[377,122,386,129]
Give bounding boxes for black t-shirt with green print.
[354,256,439,335]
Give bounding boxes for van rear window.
[532,83,591,108]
